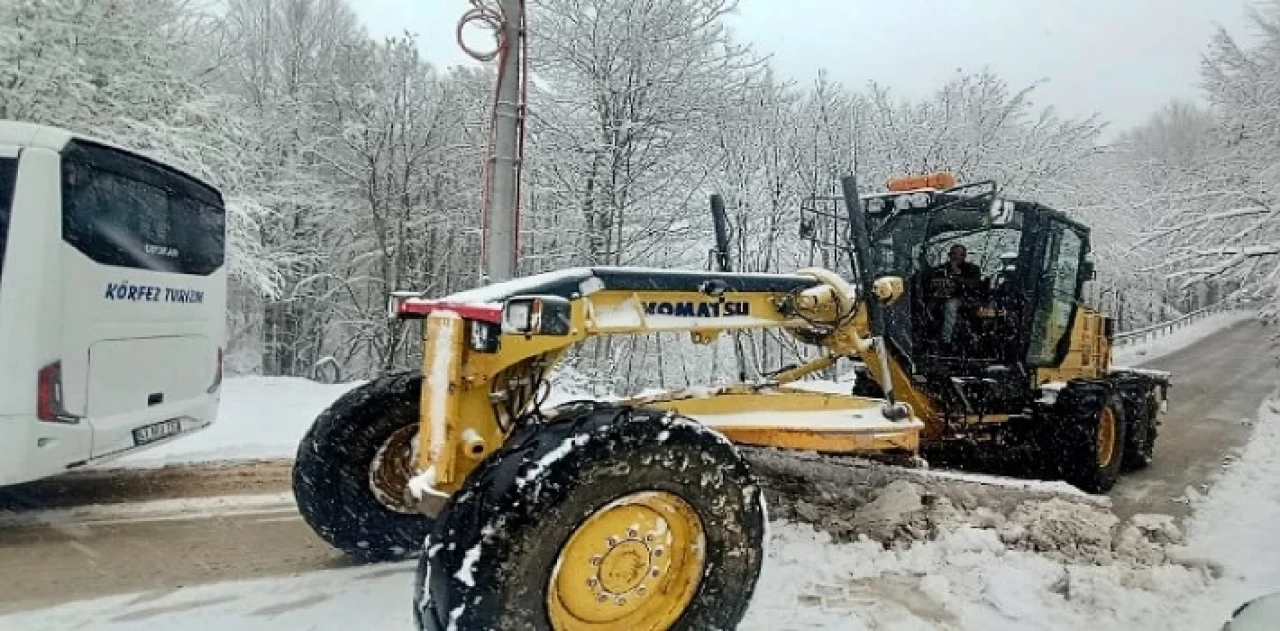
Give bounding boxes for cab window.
[1028,222,1084,365]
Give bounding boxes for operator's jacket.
[923,261,984,301]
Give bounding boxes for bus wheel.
[293,372,432,563]
[414,403,765,631]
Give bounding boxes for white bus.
[0,121,226,486]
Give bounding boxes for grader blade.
[630,387,924,455]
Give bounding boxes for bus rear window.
[0,157,16,279]
[61,141,225,276]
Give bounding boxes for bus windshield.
[0,156,16,281]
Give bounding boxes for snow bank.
[117,377,362,467]
[1114,310,1253,365]
[1177,394,1280,623]
[740,520,1215,631]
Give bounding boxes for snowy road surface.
[0,314,1272,629]
[1110,318,1279,519]
[0,463,341,615]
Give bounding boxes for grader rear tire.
[292,372,432,563]
[1123,390,1160,471]
[414,403,766,631]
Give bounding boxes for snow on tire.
[292,372,433,563]
[414,402,766,631]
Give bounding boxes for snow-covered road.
[0,312,1273,630]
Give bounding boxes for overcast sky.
[355,0,1255,133]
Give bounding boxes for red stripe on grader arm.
[395,299,504,323]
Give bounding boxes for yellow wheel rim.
[368,425,418,514]
[547,491,706,631]
[1096,407,1117,468]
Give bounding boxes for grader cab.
[290,173,1170,631]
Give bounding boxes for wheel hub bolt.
[590,555,602,566]
[650,568,661,578]
[607,536,619,546]
[627,527,638,538]
[616,596,627,606]
[597,594,607,603]
[586,578,598,588]
[653,547,664,558]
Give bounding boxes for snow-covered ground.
[8,395,1278,630]
[1182,396,1280,621]
[118,377,363,467]
[5,316,1269,630]
[1113,309,1254,365]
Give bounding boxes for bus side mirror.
[503,295,572,336]
[1082,260,1097,281]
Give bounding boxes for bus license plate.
[133,419,182,446]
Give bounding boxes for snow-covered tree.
[526,0,766,269]
[309,39,490,372]
[1140,4,1280,318]
[211,0,372,376]
[0,0,288,298]
[5,0,1237,383]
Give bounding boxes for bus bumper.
[85,397,219,466]
[0,397,218,487]
[0,415,93,487]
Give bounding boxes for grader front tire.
[414,403,766,631]
[1049,385,1128,494]
[292,372,433,563]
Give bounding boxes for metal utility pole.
[483,0,525,284]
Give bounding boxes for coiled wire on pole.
[457,0,528,280]
[456,1,504,61]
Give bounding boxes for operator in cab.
[923,244,985,348]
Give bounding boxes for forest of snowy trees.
[1,0,1274,390]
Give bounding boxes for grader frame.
[393,264,920,502]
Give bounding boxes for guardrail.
[1112,300,1244,348]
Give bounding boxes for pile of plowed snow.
[741,478,1223,630]
[794,477,1208,566]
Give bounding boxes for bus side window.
[0,157,17,281]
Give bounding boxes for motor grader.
[290,173,1170,631]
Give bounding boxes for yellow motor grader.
[290,173,1170,631]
